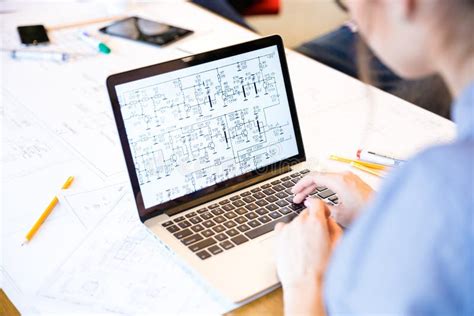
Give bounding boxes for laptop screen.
[110,37,305,220]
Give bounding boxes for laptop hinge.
[165,165,292,217]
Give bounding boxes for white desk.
[1,1,455,315]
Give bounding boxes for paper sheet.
[39,192,233,315]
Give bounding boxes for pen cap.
[98,43,111,54]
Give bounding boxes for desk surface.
[1,1,455,315]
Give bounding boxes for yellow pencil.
[330,155,387,170]
[350,162,385,178]
[22,176,75,245]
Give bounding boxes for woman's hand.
[292,171,374,227]
[274,198,342,315]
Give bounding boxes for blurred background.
[246,0,347,48]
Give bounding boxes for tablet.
[100,16,193,47]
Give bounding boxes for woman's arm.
[274,199,343,315]
[283,278,325,316]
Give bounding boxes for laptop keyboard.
[161,169,339,260]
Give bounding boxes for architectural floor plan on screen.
[116,46,298,208]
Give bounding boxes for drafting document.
[1,2,234,314]
[39,192,235,314]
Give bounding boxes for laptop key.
[226,228,239,237]
[220,240,235,250]
[273,184,286,192]
[219,199,230,205]
[266,196,278,203]
[213,225,226,233]
[224,211,237,219]
[245,203,258,211]
[263,188,276,195]
[185,212,197,218]
[245,212,258,220]
[215,233,227,241]
[190,216,202,224]
[214,215,226,223]
[276,191,288,199]
[318,189,335,199]
[301,169,310,174]
[329,195,339,202]
[243,196,256,203]
[279,207,292,215]
[191,224,204,232]
[230,195,240,201]
[200,212,213,220]
[166,225,179,233]
[285,196,295,203]
[202,229,215,237]
[231,235,249,245]
[237,224,251,232]
[252,192,265,199]
[208,245,223,255]
[189,238,217,252]
[250,188,261,193]
[223,220,237,229]
[202,220,216,228]
[182,233,204,246]
[222,204,235,211]
[174,228,192,239]
[269,211,282,219]
[255,200,268,207]
[262,183,272,189]
[178,220,191,229]
[256,208,268,216]
[240,191,251,197]
[196,250,211,260]
[271,180,281,185]
[289,203,304,211]
[282,181,294,188]
[281,176,291,181]
[197,208,208,214]
[162,221,173,227]
[290,172,300,178]
[235,216,247,224]
[235,207,247,215]
[248,219,261,228]
[232,200,245,207]
[208,203,220,209]
[211,208,224,216]
[265,204,278,211]
[316,186,327,192]
[276,200,288,207]
[245,213,298,239]
[174,216,186,222]
[259,215,271,223]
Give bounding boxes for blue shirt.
[325,82,474,315]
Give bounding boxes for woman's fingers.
[274,222,286,232]
[292,171,347,198]
[292,184,317,203]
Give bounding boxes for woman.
[274,0,474,314]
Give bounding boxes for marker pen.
[357,149,405,167]
[79,31,111,54]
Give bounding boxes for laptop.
[107,35,338,303]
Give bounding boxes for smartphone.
[99,16,193,47]
[17,25,50,45]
